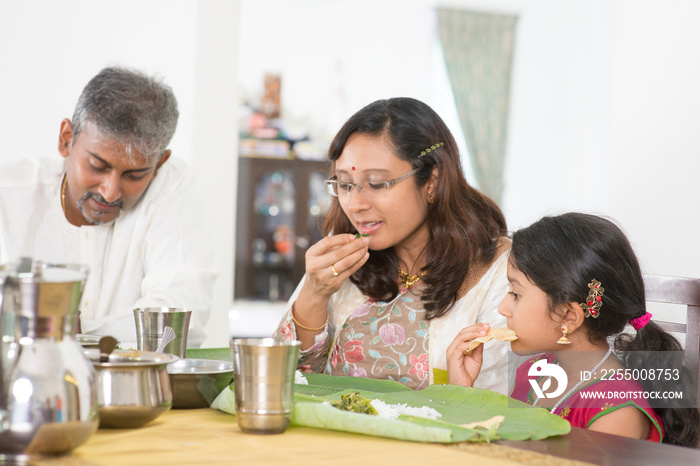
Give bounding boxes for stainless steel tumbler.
[230,338,301,434]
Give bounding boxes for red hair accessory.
[580,279,604,318]
[630,312,652,330]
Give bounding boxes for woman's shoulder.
[455,236,511,301]
[494,236,512,254]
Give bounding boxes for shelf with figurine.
[234,73,333,301]
[238,73,329,161]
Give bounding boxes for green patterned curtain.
[437,9,517,204]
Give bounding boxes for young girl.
[447,213,699,447]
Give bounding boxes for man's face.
[58,120,170,226]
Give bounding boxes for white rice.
[370,399,442,420]
[323,398,441,421]
[295,370,308,385]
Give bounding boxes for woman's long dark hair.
[510,213,699,447]
[323,97,507,319]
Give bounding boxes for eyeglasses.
[324,168,420,198]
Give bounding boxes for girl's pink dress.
[511,353,664,442]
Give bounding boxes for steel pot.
[86,349,178,428]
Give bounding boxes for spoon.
[98,336,119,363]
[155,326,176,353]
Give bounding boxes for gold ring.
[331,264,339,276]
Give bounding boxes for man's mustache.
[79,192,123,208]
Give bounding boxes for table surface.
[500,426,700,465]
[71,409,516,466]
[45,407,697,466]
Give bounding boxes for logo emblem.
[527,359,568,399]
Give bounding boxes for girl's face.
[498,261,563,354]
[334,133,431,255]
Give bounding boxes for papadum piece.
[463,327,517,355]
[460,415,505,431]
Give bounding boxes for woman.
[274,97,510,392]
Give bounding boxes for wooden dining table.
[41,406,696,466]
[28,346,700,465]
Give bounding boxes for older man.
[0,66,217,346]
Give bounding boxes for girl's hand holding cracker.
[446,323,490,387]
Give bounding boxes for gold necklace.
[61,174,67,214]
[398,268,426,288]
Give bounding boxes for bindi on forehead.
[352,166,355,171]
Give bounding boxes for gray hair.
[71,66,179,163]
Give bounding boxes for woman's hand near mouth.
[303,233,370,298]
[293,234,370,348]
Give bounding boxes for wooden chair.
[643,274,700,407]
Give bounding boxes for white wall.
[496,0,616,228]
[237,0,618,227]
[191,1,239,347]
[0,0,238,347]
[610,0,700,279]
[0,0,197,165]
[237,0,475,176]
[238,0,700,280]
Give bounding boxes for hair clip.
[580,279,604,318]
[419,142,444,156]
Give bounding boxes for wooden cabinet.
[234,156,331,301]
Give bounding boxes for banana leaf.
[211,373,570,443]
[292,401,479,443]
[186,347,231,361]
[299,373,412,393]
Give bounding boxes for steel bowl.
[167,358,234,409]
[86,349,178,428]
[76,333,102,349]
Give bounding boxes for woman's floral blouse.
[279,285,431,390]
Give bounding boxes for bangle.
[291,301,329,332]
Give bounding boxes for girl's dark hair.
[510,212,699,447]
[323,97,507,319]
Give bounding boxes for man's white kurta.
[0,156,217,346]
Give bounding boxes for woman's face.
[334,133,431,256]
[498,261,563,354]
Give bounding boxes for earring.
[557,325,571,345]
[428,196,434,204]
